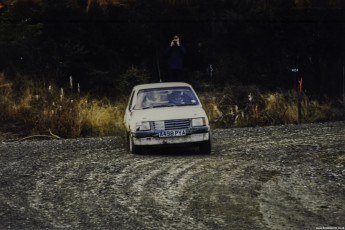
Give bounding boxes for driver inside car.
[169,91,187,104]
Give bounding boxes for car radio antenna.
[156,50,162,83]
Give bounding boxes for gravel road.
[1,121,345,229]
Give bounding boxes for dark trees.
[0,0,344,96]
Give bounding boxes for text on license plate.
[159,130,186,137]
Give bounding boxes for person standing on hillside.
[165,35,186,82]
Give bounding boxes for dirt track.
[0,122,345,229]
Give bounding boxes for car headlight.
[192,117,206,127]
[139,121,151,131]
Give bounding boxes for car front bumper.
[133,126,210,146]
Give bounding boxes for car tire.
[124,130,129,149]
[199,133,212,155]
[129,133,141,154]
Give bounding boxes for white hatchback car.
[124,82,211,154]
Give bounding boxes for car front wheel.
[199,134,212,154]
[129,133,141,154]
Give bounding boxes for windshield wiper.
[139,104,174,110]
[151,104,175,108]
[176,103,197,106]
[141,104,195,109]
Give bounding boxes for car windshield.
[134,86,199,110]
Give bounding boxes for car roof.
[133,82,193,91]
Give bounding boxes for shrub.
[117,66,149,93]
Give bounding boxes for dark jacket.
[166,45,186,70]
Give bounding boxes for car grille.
[155,119,190,130]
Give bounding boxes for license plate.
[159,129,186,137]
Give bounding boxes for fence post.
[343,63,345,110]
[298,77,302,124]
[291,68,302,124]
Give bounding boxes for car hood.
[131,105,207,122]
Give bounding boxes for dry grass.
[0,73,344,138]
[0,73,126,138]
[199,87,345,128]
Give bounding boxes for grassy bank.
[1,73,344,139]
[200,85,345,128]
[0,73,126,139]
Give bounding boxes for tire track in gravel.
[112,155,209,229]
[1,121,345,229]
[27,147,126,228]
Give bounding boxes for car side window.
[128,91,135,111]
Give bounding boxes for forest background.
[0,0,345,138]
